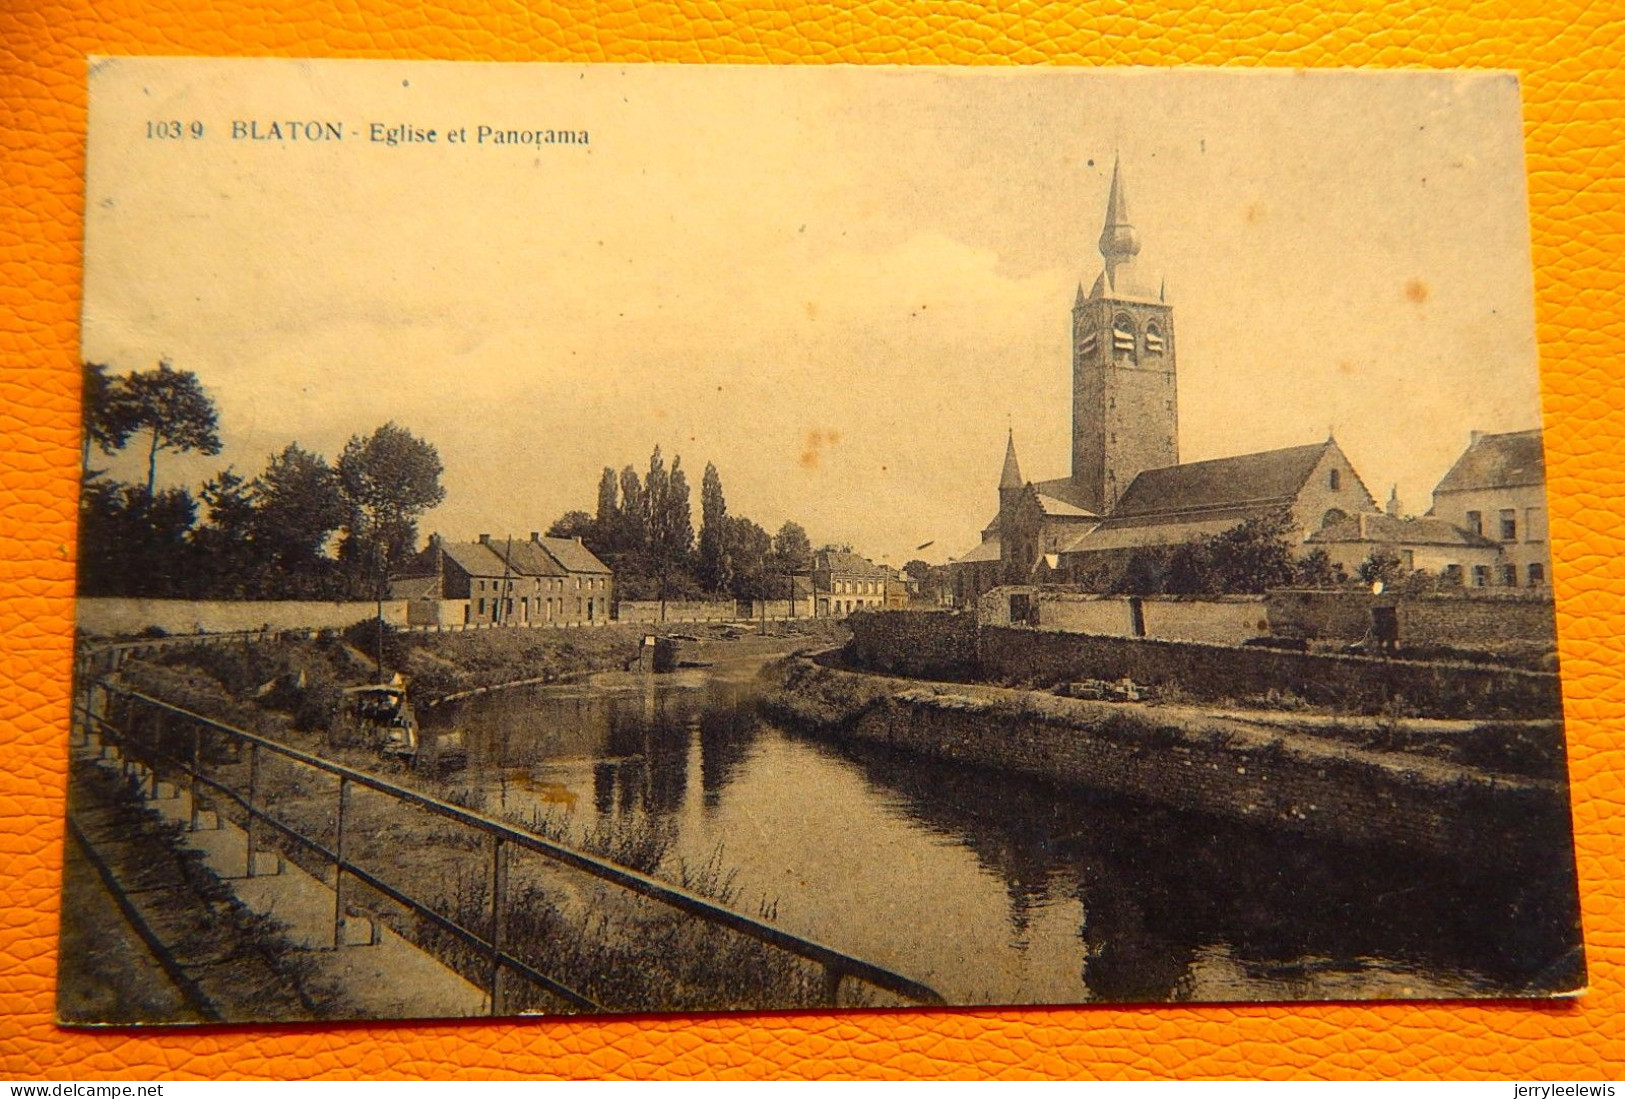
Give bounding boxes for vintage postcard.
[63,59,1583,1024]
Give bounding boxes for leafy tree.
[337,423,446,594]
[595,467,620,533]
[697,461,728,592]
[547,510,595,540]
[1357,549,1405,588]
[720,515,773,599]
[251,444,348,597]
[664,456,694,562]
[119,360,223,496]
[78,482,197,597]
[192,468,258,597]
[1293,547,1341,589]
[618,465,646,551]
[771,521,813,573]
[81,362,136,474]
[903,559,931,582]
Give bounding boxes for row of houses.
[390,532,614,627]
[388,534,922,626]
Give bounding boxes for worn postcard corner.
[62,58,1583,1025]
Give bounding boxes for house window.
[1472,565,1490,588]
[1465,510,1482,537]
[1529,563,1546,586]
[477,598,486,614]
[1500,509,1517,541]
[1443,564,1463,585]
[1402,550,1415,569]
[1499,564,1518,586]
[1329,469,1340,491]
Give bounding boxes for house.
[810,548,890,618]
[1427,428,1551,588]
[392,532,614,626]
[1303,512,1502,582]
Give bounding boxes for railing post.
[245,741,259,875]
[489,835,507,1015]
[187,718,201,830]
[823,965,843,1007]
[333,775,349,948]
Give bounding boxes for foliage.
[1113,511,1297,595]
[336,422,447,593]
[116,361,224,496]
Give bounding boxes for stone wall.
[1140,596,1268,645]
[846,610,978,678]
[1265,588,1559,647]
[77,598,408,637]
[1037,592,1136,635]
[847,610,1560,720]
[614,600,740,623]
[768,661,1567,863]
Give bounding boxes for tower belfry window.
[1112,313,1137,363]
[1144,321,1165,356]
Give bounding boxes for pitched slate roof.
[1034,493,1099,519]
[440,540,512,578]
[1031,477,1098,513]
[1433,429,1545,495]
[1306,514,1499,549]
[388,574,442,601]
[952,537,1002,565]
[537,536,613,575]
[494,540,568,577]
[1102,441,1333,528]
[816,549,889,578]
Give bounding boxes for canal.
[422,651,1583,1006]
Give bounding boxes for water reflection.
[426,671,1583,1005]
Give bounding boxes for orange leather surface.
[3,0,1622,1081]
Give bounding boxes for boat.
[338,679,467,767]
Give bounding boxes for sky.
[82,61,1543,566]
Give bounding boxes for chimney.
[1470,430,1483,446]
[530,531,541,543]
[478,533,491,545]
[574,535,584,544]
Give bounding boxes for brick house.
[811,548,890,618]
[392,532,613,626]
[1427,428,1552,589]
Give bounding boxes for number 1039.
[146,120,205,139]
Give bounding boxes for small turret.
[999,429,1024,518]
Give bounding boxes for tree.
[120,360,223,496]
[1357,549,1405,588]
[78,482,197,597]
[81,362,136,474]
[720,515,772,599]
[618,465,646,550]
[547,510,595,540]
[1293,547,1341,589]
[697,462,729,592]
[771,521,812,573]
[595,467,620,534]
[251,443,349,597]
[192,467,258,597]
[337,423,446,593]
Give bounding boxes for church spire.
[1000,428,1023,490]
[1097,153,1141,288]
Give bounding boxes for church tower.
[1070,156,1178,515]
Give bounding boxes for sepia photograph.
[62,59,1583,1024]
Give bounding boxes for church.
[949,156,1381,605]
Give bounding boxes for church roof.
[1030,476,1098,513]
[953,537,1002,565]
[1034,493,1099,519]
[1433,429,1545,495]
[1000,430,1023,490]
[1101,441,1335,529]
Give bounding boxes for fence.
[76,678,943,1014]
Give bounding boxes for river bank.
[761,655,1577,868]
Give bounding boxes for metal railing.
[77,679,945,1015]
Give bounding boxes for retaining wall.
[614,600,739,624]
[1264,589,1558,647]
[848,610,1560,720]
[766,662,1568,863]
[78,598,408,638]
